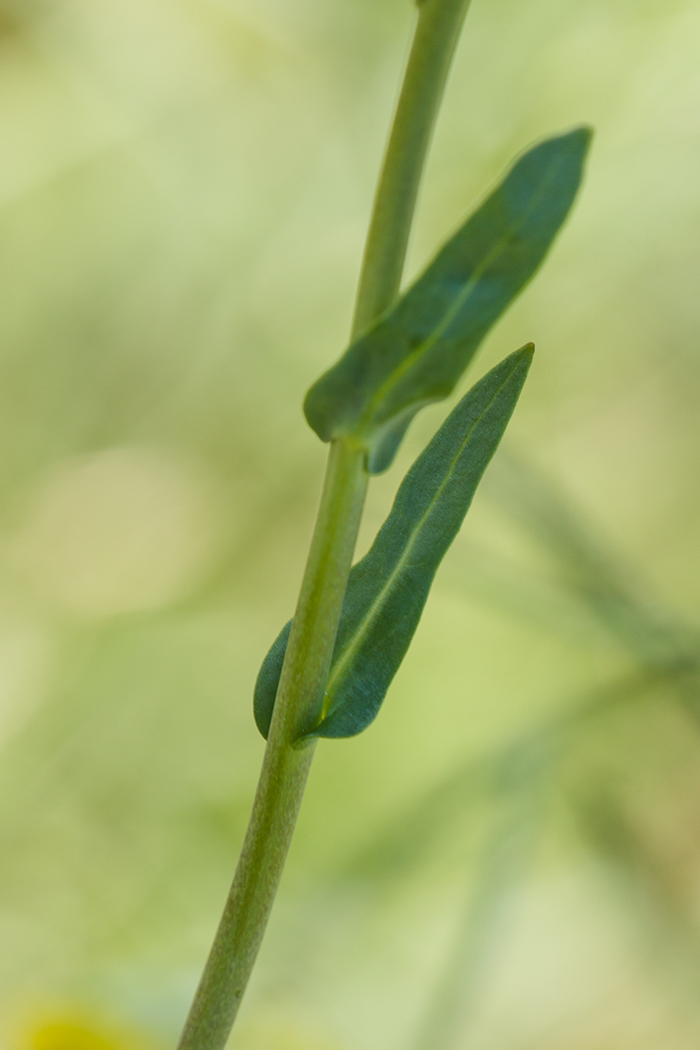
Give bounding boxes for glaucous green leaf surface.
[304,128,590,473]
[255,345,533,739]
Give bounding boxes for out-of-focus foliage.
[0,1,699,1049]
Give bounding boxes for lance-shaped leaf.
[255,345,532,740]
[304,127,590,473]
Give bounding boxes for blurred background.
[0,0,699,1048]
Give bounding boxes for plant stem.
[352,0,473,337]
[177,2,471,1046]
[177,439,366,1050]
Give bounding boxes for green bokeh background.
[0,1,699,1048]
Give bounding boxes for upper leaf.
[304,127,590,473]
[255,345,532,740]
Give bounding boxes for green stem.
[177,2,472,1046]
[352,0,473,337]
[177,440,366,1050]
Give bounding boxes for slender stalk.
[178,440,366,1050]
[352,0,473,337]
[177,2,472,1046]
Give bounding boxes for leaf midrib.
[353,152,566,438]
[319,363,520,725]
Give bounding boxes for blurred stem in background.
[410,754,553,1050]
[177,1,472,1047]
[371,455,700,1050]
[403,671,666,1050]
[481,454,700,717]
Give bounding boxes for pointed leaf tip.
[304,128,590,473]
[256,345,533,740]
